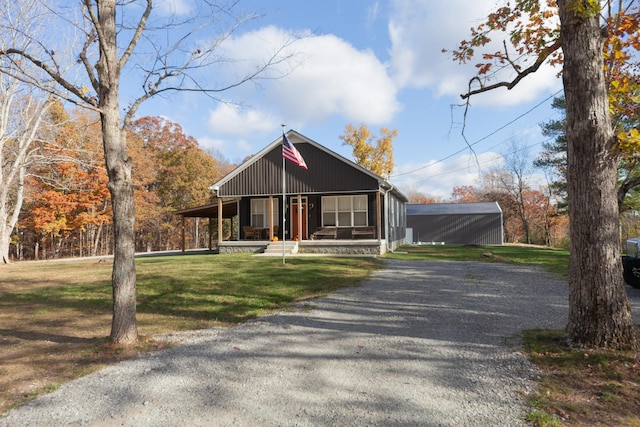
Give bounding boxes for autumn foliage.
[340,124,396,177]
[11,109,229,260]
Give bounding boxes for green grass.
[0,253,381,332]
[385,244,569,277]
[135,254,380,326]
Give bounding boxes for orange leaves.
[476,63,493,75]
[21,105,112,240]
[450,0,561,82]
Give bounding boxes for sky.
[135,0,564,200]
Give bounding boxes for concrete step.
[262,241,298,255]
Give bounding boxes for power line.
[398,138,551,181]
[390,89,563,178]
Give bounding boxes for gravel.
[3,258,638,427]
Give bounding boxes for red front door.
[291,202,307,240]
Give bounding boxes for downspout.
[382,180,407,254]
[382,181,394,254]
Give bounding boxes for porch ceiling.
[174,200,238,219]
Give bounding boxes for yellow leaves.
[566,0,601,18]
[616,128,640,154]
[340,124,396,178]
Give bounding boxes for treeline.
[10,102,233,261]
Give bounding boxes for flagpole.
[281,125,286,265]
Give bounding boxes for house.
[176,130,408,255]
[406,202,504,245]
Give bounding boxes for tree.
[21,103,110,260]
[451,0,638,349]
[0,2,51,264]
[450,185,481,203]
[0,80,49,264]
[339,124,396,177]
[0,0,296,344]
[129,116,224,252]
[536,95,640,215]
[497,139,535,244]
[535,96,568,210]
[404,187,442,204]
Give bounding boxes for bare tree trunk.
[91,222,103,257]
[559,0,636,349]
[97,0,137,344]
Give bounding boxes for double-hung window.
[322,195,368,227]
[250,198,279,228]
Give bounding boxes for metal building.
[406,202,504,245]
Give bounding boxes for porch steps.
[261,241,298,256]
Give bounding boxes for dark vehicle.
[622,238,640,289]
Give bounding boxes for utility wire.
[390,89,563,178]
[401,138,551,181]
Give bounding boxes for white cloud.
[366,2,380,29]
[213,26,401,126]
[273,33,401,123]
[206,104,278,137]
[197,135,255,163]
[388,0,562,106]
[393,151,504,199]
[155,0,194,16]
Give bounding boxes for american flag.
[282,134,308,170]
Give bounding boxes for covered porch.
[175,195,387,255]
[174,199,239,251]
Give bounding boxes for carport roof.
[174,199,239,218]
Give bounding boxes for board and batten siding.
[216,141,379,197]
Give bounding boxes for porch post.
[217,198,223,243]
[376,191,382,241]
[208,218,213,250]
[297,194,302,240]
[181,215,186,252]
[269,195,274,240]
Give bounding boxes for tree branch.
[460,38,562,100]
[119,0,152,70]
[0,48,99,108]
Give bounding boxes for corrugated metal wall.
[407,213,503,245]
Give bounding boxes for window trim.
[321,195,368,227]
[250,198,279,228]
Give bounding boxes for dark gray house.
[407,202,503,245]
[177,130,407,254]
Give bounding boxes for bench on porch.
[311,227,338,240]
[351,226,375,239]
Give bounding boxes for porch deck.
[217,239,386,255]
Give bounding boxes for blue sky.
[136,0,564,199]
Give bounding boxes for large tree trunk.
[559,0,636,349]
[0,165,26,264]
[98,1,138,345]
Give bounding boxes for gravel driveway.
[2,259,638,426]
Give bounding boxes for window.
[321,195,368,227]
[250,199,279,228]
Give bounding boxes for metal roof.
[174,199,239,218]
[406,202,502,216]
